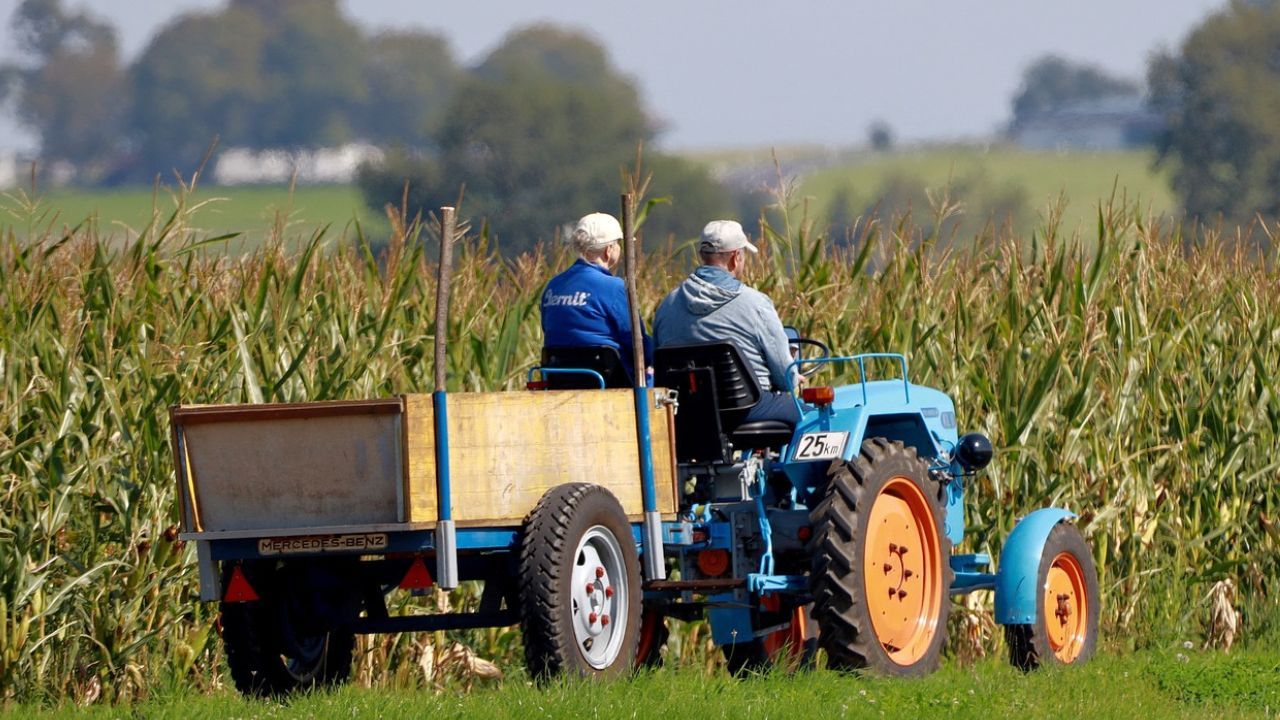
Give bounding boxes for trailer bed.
[172,390,679,540]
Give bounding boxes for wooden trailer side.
[403,389,679,525]
[171,399,406,534]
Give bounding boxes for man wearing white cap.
[540,212,652,384]
[653,220,800,425]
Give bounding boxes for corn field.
[1,186,1279,703]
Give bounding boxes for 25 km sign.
[793,431,849,461]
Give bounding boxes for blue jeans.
[744,391,800,426]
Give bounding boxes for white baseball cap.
[699,220,758,253]
[570,212,623,252]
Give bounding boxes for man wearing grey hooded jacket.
[653,220,800,425]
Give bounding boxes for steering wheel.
[791,338,831,377]
[784,326,832,377]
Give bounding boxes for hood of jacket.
[672,266,743,316]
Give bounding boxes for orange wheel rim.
[863,476,943,665]
[1043,552,1089,662]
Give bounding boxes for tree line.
[0,0,734,253]
[1,0,458,183]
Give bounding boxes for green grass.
[6,650,1278,719]
[799,146,1175,236]
[2,184,389,250]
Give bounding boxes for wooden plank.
[170,406,198,533]
[173,398,402,425]
[183,412,403,532]
[404,389,679,525]
[404,393,439,522]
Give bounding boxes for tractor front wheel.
[519,483,642,680]
[1004,522,1099,670]
[809,438,952,676]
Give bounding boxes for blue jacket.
[540,259,653,382]
[653,266,796,392]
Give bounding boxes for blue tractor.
[616,333,1101,675]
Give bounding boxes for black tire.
[809,438,953,677]
[1004,522,1099,671]
[721,641,771,676]
[519,483,642,680]
[635,607,669,667]
[220,562,356,698]
[721,601,817,676]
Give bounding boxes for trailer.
[172,202,1099,696]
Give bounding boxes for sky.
[0,0,1228,152]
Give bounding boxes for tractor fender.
[994,508,1077,625]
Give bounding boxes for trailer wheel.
[721,597,815,675]
[219,562,355,698]
[1004,522,1099,671]
[809,438,952,676]
[519,483,642,679]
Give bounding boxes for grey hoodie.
[653,266,796,391]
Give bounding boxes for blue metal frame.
[433,391,452,522]
[526,367,606,389]
[745,574,807,594]
[708,601,754,646]
[950,553,995,593]
[787,352,912,406]
[749,463,774,576]
[994,508,1077,625]
[635,389,657,516]
[207,524,649,563]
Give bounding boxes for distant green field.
[1,184,389,249]
[1,147,1177,250]
[798,146,1175,238]
[7,650,1278,719]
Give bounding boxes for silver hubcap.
[570,525,628,669]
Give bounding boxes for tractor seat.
[655,341,796,462]
[730,420,795,450]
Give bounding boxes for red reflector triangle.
[224,565,259,602]
[399,557,434,590]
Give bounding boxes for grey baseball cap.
[699,220,758,253]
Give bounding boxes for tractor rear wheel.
[219,561,356,698]
[1004,522,1099,671]
[809,438,952,676]
[519,483,642,680]
[721,596,815,675]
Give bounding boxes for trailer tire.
[1004,522,1099,671]
[219,562,355,698]
[809,438,952,677]
[519,483,642,680]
